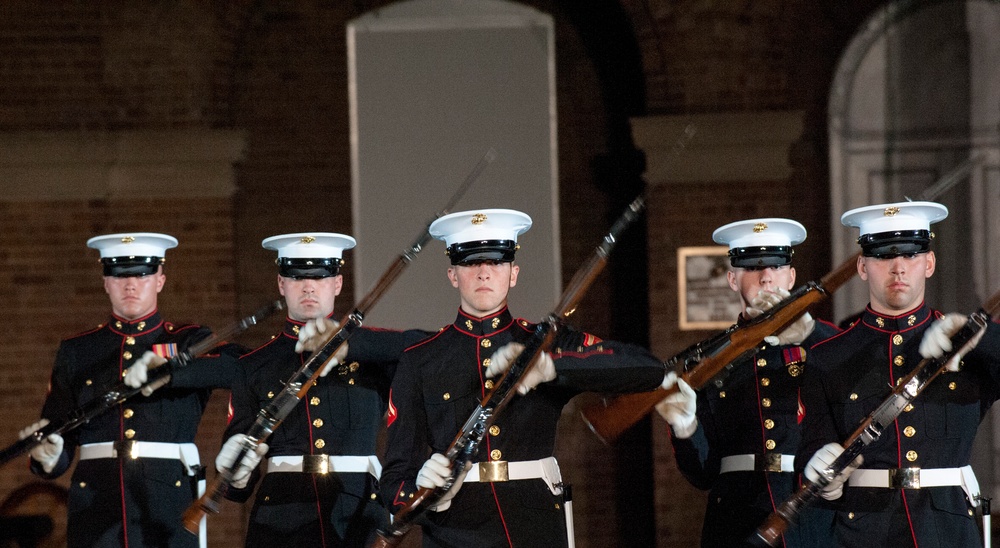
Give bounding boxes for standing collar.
[107,310,163,336]
[453,307,514,337]
[282,312,337,339]
[861,302,933,331]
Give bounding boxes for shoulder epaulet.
[164,322,202,334]
[62,323,105,341]
[404,326,451,352]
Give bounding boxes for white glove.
[215,434,269,489]
[484,342,556,395]
[747,289,814,346]
[655,372,697,439]
[19,419,63,474]
[124,351,170,396]
[803,442,863,500]
[919,313,984,372]
[416,453,470,512]
[294,319,348,377]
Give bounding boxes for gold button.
[489,425,500,436]
[764,419,775,430]
[268,391,275,399]
[310,397,320,405]
[481,339,491,348]
[484,380,494,390]
[123,351,133,360]
[315,439,326,449]
[443,393,451,401]
[123,409,134,419]
[757,358,767,368]
[719,391,726,399]
[521,320,528,327]
[126,337,136,345]
[313,419,324,428]
[906,450,918,462]
[115,321,123,329]
[892,334,903,345]
[124,429,135,439]
[969,509,975,516]
[848,512,855,519]
[849,393,858,401]
[175,480,182,487]
[370,493,377,500]
[760,377,770,387]
[122,371,128,378]
[85,379,93,386]
[483,358,491,368]
[904,403,914,412]
[903,426,915,437]
[894,355,904,366]
[949,382,957,390]
[312,380,318,387]
[349,362,359,372]
[490,449,502,460]
[348,379,355,385]
[264,496,270,501]
[761,398,771,408]
[765,439,776,450]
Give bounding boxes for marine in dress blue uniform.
[26,233,240,548]
[220,233,428,547]
[664,219,839,548]
[379,209,669,548]
[797,202,1000,548]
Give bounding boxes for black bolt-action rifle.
[181,149,495,535]
[0,299,284,467]
[579,154,984,444]
[371,194,649,547]
[748,287,1000,547]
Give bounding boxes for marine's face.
[727,265,796,314]
[278,274,342,321]
[858,252,935,315]
[103,268,165,321]
[448,260,519,318]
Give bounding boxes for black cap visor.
[859,230,931,258]
[278,258,342,279]
[101,257,162,277]
[729,246,793,269]
[448,240,517,266]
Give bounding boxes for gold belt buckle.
[478,461,509,482]
[757,453,783,473]
[889,467,921,489]
[302,454,330,474]
[113,440,139,460]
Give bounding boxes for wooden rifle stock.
[1,300,283,468]
[182,150,495,534]
[372,195,647,547]
[580,251,861,444]
[750,287,1000,546]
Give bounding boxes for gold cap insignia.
[753,222,768,233]
[121,236,135,244]
[300,236,316,244]
[471,213,488,225]
[884,207,900,217]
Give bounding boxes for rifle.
[371,192,650,548]
[748,287,1000,547]
[1,299,284,467]
[579,153,984,444]
[580,252,859,444]
[181,149,495,534]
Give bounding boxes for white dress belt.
[720,454,795,474]
[79,441,200,472]
[849,465,980,506]
[463,457,563,496]
[266,455,381,479]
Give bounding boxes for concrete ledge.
[0,129,246,201]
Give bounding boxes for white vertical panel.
[347,0,558,330]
